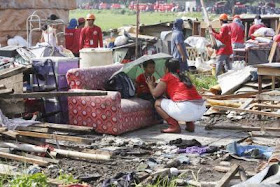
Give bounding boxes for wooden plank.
[215,164,239,187]
[16,131,94,144]
[0,88,13,95]
[0,127,7,133]
[258,67,280,77]
[212,106,280,118]
[207,125,280,132]
[239,98,254,109]
[253,104,280,110]
[0,130,19,139]
[16,126,50,133]
[33,123,94,133]
[22,153,60,164]
[1,90,107,99]
[0,67,25,80]
[0,152,48,166]
[202,91,264,100]
[250,131,280,138]
[268,23,280,63]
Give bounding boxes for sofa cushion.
[121,98,153,113]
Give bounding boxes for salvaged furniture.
[66,64,157,135]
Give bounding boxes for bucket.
[79,48,113,68]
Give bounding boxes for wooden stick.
[0,152,48,166]
[207,125,280,132]
[215,164,239,187]
[53,148,111,161]
[2,90,107,99]
[268,24,280,63]
[0,142,47,153]
[212,106,280,118]
[214,166,231,173]
[203,90,270,100]
[16,131,94,144]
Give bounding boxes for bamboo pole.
[0,142,47,153]
[53,149,111,161]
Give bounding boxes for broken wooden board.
[212,106,280,118]
[16,131,95,144]
[33,123,94,133]
[0,152,48,166]
[207,125,280,132]
[2,90,107,99]
[215,164,239,187]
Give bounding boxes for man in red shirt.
[229,15,245,49]
[249,15,266,40]
[71,18,85,57]
[210,13,233,77]
[79,13,103,50]
[65,19,77,52]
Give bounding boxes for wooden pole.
[135,0,140,58]
[0,142,47,153]
[0,152,48,166]
[53,149,111,161]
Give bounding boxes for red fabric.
[136,73,155,96]
[160,73,202,102]
[66,64,157,135]
[229,22,245,44]
[79,26,103,49]
[212,24,233,55]
[65,28,76,51]
[274,34,280,42]
[249,24,266,40]
[71,28,82,54]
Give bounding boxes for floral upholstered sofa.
[66,64,157,135]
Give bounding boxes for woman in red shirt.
[147,59,206,133]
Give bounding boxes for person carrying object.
[79,13,103,50]
[229,15,245,49]
[146,59,206,133]
[209,13,233,77]
[171,19,188,73]
[249,15,266,40]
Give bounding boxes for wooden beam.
[33,123,94,133]
[16,131,94,144]
[22,153,60,164]
[2,90,107,99]
[253,104,280,110]
[0,130,19,139]
[212,106,280,118]
[0,142,47,153]
[0,67,26,80]
[215,164,239,187]
[0,88,13,95]
[16,126,50,133]
[207,125,280,132]
[0,152,48,166]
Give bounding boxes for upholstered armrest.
[68,90,123,134]
[66,64,123,90]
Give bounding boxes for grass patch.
[70,9,205,31]
[9,173,48,187]
[190,74,217,90]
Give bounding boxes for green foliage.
[145,176,177,187]
[57,172,79,185]
[9,173,48,187]
[190,74,217,90]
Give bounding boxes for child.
[136,60,156,102]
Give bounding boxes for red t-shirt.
[71,28,82,54]
[136,73,155,96]
[65,28,76,51]
[79,26,103,50]
[160,73,202,102]
[212,24,233,55]
[229,22,245,44]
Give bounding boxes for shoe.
[161,117,181,133]
[185,122,195,132]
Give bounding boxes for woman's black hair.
[143,59,155,68]
[165,58,193,88]
[41,24,48,31]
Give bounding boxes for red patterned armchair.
[66,64,157,135]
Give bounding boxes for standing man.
[79,13,103,50]
[171,18,188,73]
[71,18,85,57]
[65,18,77,53]
[210,14,233,77]
[229,15,245,49]
[248,15,266,40]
